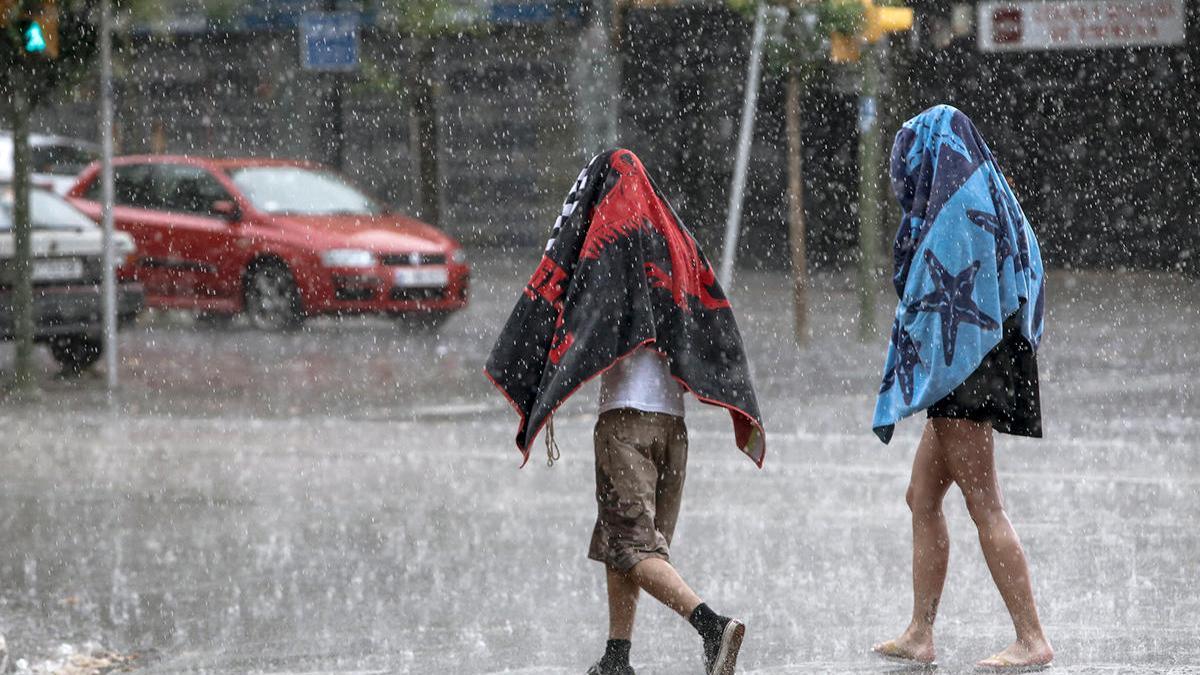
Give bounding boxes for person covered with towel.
[870,105,1054,671]
[486,149,765,675]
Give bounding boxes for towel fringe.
[545,414,561,466]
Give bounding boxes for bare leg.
[627,557,702,618]
[606,566,640,640]
[874,421,952,664]
[935,418,1054,668]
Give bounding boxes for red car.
[68,156,469,330]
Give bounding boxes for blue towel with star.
[872,105,1045,443]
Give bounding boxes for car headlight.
[450,248,467,264]
[321,249,376,267]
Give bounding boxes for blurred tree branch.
[365,0,484,225]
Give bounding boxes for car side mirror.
[212,199,240,221]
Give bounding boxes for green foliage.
[202,0,242,22]
[355,0,487,101]
[372,0,482,38]
[723,1,825,75]
[351,57,405,97]
[724,0,761,20]
[818,0,864,36]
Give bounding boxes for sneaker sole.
[711,619,745,675]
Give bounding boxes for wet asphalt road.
[0,255,1198,674]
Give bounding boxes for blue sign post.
[300,12,360,72]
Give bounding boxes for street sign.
[977,0,1185,51]
[300,11,359,72]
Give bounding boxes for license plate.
[394,266,448,288]
[32,258,84,282]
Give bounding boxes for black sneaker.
[586,661,635,675]
[703,617,745,675]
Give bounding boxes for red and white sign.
[977,0,1186,51]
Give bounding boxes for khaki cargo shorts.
[588,408,688,572]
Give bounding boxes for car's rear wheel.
[244,262,303,332]
[49,334,104,375]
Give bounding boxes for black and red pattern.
[485,149,766,466]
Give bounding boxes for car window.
[228,166,380,216]
[31,143,97,176]
[0,186,98,230]
[157,165,231,217]
[87,164,161,208]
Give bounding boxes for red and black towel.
[484,149,766,467]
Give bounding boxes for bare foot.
[872,631,936,665]
[976,638,1054,671]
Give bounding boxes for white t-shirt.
[598,346,686,418]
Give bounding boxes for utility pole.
[9,62,36,394]
[100,0,118,390]
[718,2,767,291]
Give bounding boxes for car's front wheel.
[49,334,104,375]
[244,262,303,332]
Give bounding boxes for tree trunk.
[9,65,37,393]
[856,44,883,342]
[785,66,809,345]
[325,0,344,171]
[409,39,440,226]
[329,75,345,170]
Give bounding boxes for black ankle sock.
[602,639,631,666]
[689,603,726,642]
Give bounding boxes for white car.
[0,132,99,195]
[0,183,143,373]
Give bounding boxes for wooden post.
[856,43,882,341]
[785,65,809,345]
[324,0,345,171]
[409,37,440,226]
